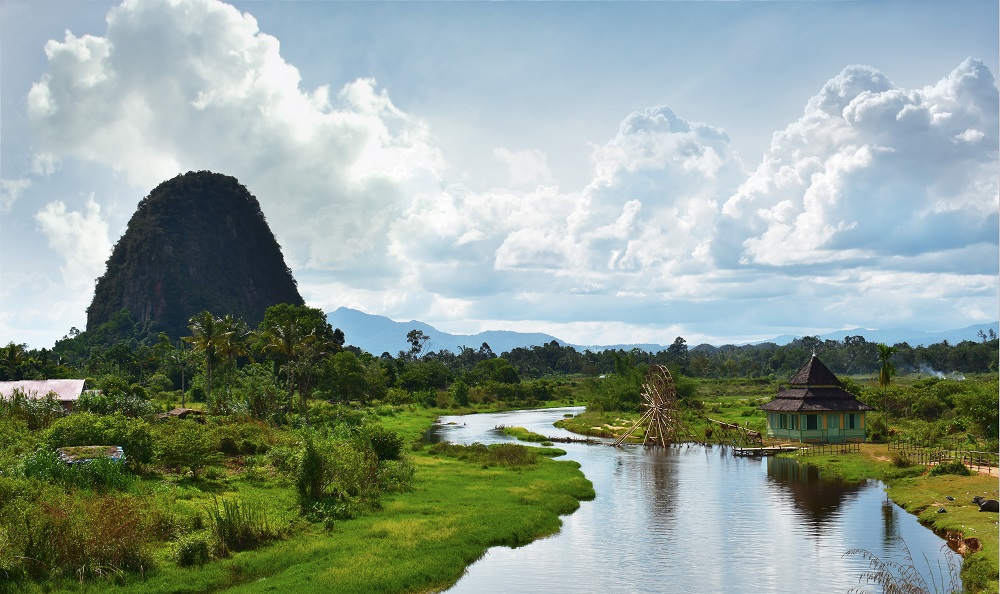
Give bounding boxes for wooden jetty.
[733,445,799,457]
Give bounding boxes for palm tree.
[260,318,304,410]
[184,311,231,406]
[876,343,899,417]
[876,343,898,390]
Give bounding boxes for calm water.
[431,407,961,594]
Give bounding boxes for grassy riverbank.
[556,410,998,593]
[7,409,593,594]
[789,445,999,594]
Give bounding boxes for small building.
[759,355,873,443]
[0,379,86,411]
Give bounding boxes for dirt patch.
[939,529,982,555]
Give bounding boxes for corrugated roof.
[0,379,86,402]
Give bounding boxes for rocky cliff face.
[87,171,304,339]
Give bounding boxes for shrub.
[153,420,222,477]
[363,425,404,461]
[0,389,66,430]
[45,413,153,464]
[172,532,210,567]
[6,491,154,581]
[929,460,972,476]
[205,497,281,557]
[18,449,134,491]
[76,390,158,418]
[214,421,272,455]
[376,459,415,493]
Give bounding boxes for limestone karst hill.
[86,171,303,339]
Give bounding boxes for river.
[429,407,961,594]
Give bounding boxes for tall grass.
[845,540,961,594]
[205,496,282,557]
[18,448,135,491]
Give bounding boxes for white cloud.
[0,178,31,212]
[34,195,112,294]
[14,0,998,347]
[721,58,999,270]
[26,0,445,278]
[493,147,555,188]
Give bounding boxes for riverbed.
[430,407,961,594]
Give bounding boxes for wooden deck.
[732,445,800,457]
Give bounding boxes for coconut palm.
[184,311,231,406]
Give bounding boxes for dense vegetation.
[87,171,304,340]
[1,302,997,591]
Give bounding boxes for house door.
[827,414,841,441]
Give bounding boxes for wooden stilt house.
[760,355,873,443]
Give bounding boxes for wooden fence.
[796,441,861,457]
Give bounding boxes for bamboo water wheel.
[613,364,695,447]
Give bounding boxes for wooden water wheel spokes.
[613,364,694,447]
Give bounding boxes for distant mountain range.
[327,307,999,356]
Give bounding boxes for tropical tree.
[184,311,231,406]
[876,343,898,390]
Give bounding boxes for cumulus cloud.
[18,0,998,345]
[34,195,112,293]
[26,0,445,276]
[720,59,999,272]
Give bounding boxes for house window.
[790,415,799,430]
[806,415,818,430]
[778,414,787,429]
[845,414,857,429]
[828,414,839,429]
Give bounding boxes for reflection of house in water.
[766,456,867,527]
[760,355,873,443]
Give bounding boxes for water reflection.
[433,408,958,593]
[766,456,867,529]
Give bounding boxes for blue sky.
[2,0,998,349]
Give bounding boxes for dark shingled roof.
[788,355,841,387]
[760,355,874,413]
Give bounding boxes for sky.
[1,0,998,350]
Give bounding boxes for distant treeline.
[6,309,993,392]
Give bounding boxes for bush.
[76,390,157,418]
[205,497,281,556]
[363,425,404,461]
[214,421,272,455]
[19,448,134,491]
[153,420,222,476]
[0,389,66,430]
[376,459,415,493]
[929,460,972,476]
[172,532,210,567]
[5,491,154,581]
[46,413,153,464]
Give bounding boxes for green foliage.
[45,412,153,464]
[929,460,973,476]
[205,496,281,557]
[1,489,154,581]
[0,388,66,430]
[76,389,158,418]
[362,424,404,461]
[153,420,222,476]
[18,448,135,491]
[428,442,539,467]
[213,420,273,455]
[172,531,210,567]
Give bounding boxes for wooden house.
[759,355,873,443]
